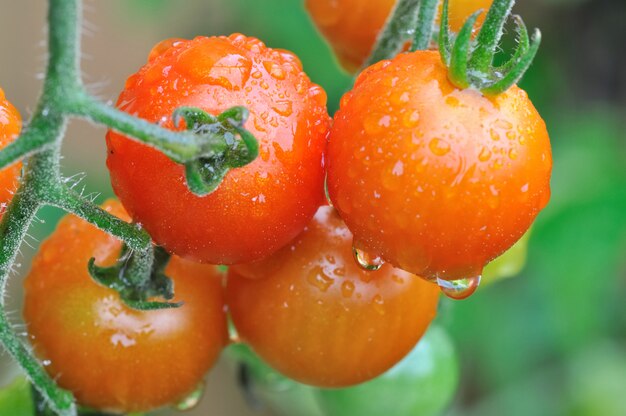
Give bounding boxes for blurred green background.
[0,0,625,415]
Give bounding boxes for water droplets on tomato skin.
[307,265,335,292]
[341,281,355,298]
[437,274,482,300]
[352,247,384,271]
[429,138,451,156]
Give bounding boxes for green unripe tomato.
[226,344,324,416]
[482,230,531,285]
[315,325,459,416]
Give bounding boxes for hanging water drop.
[174,381,205,411]
[352,247,384,271]
[437,275,481,300]
[324,176,333,207]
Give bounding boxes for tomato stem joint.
[173,106,260,197]
[439,0,541,95]
[88,244,183,310]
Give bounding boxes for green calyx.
[88,244,182,311]
[439,0,541,95]
[174,106,259,197]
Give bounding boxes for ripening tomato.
[0,88,22,212]
[227,206,440,387]
[306,0,493,72]
[326,51,552,284]
[23,200,228,413]
[106,34,330,265]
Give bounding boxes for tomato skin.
[327,51,552,281]
[306,0,493,72]
[23,200,228,413]
[106,34,330,265]
[227,206,440,387]
[0,88,22,213]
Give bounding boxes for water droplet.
[508,148,519,160]
[272,100,293,117]
[174,381,205,411]
[429,138,451,156]
[478,146,492,162]
[437,275,481,300]
[341,281,355,298]
[392,160,404,176]
[445,96,460,107]
[495,119,513,130]
[402,110,420,127]
[42,359,52,367]
[371,295,385,315]
[307,266,334,292]
[352,247,384,271]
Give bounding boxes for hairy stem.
[411,0,439,51]
[65,93,222,164]
[363,0,421,68]
[0,188,76,416]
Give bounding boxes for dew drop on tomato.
[173,380,205,411]
[436,274,482,300]
[352,247,385,271]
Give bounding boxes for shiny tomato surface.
[228,206,440,387]
[107,34,330,265]
[23,200,228,413]
[327,51,552,281]
[0,88,21,213]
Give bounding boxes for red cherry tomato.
[106,34,330,265]
[0,88,22,214]
[326,51,552,288]
[306,0,493,72]
[23,200,228,413]
[227,206,440,387]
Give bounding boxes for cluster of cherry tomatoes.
[0,0,553,413]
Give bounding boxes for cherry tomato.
[227,206,440,387]
[23,200,228,413]
[316,325,459,416]
[306,0,493,72]
[106,34,330,265]
[326,51,552,285]
[0,88,22,214]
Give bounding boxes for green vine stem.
[363,0,421,68]
[0,0,255,413]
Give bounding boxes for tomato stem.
[363,0,421,69]
[410,0,439,51]
[439,0,542,95]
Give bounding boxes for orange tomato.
[326,51,552,285]
[227,206,440,387]
[107,34,330,265]
[306,0,494,72]
[0,88,21,212]
[23,200,228,413]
